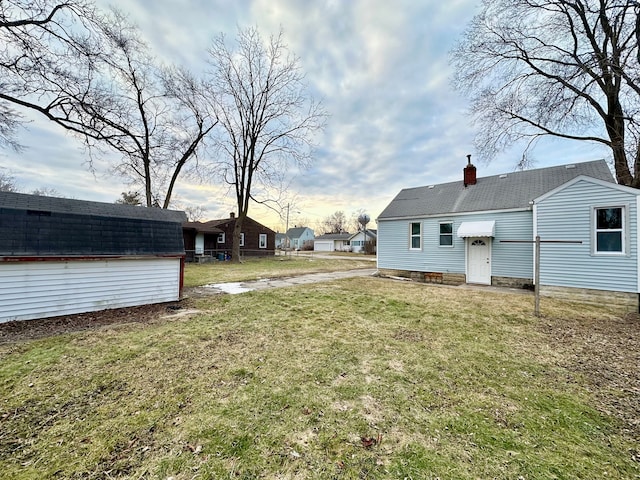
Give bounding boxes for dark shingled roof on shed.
[378,159,614,220]
[0,191,187,257]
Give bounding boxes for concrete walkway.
[189,267,531,297]
[195,268,378,295]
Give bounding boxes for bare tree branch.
[452,0,640,186]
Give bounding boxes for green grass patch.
[0,279,636,479]
[183,255,373,287]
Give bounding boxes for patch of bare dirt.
[0,302,189,345]
[539,312,640,441]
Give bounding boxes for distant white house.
[286,226,315,250]
[349,229,377,253]
[314,232,352,252]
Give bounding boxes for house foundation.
[540,285,639,313]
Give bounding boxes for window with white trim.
[439,222,453,246]
[240,233,245,247]
[595,207,624,253]
[409,222,421,250]
[259,234,267,248]
[217,233,225,243]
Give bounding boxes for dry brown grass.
[0,278,638,479]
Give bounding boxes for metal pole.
[534,235,540,317]
[285,203,290,258]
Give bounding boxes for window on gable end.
[259,234,267,248]
[240,233,245,247]
[595,206,624,254]
[217,233,225,243]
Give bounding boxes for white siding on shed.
[0,257,181,323]
[535,178,639,293]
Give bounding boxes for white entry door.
[467,237,491,284]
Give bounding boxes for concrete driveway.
[195,268,378,295]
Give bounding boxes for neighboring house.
[275,233,287,249]
[187,213,275,259]
[286,226,315,250]
[0,191,186,322]
[377,157,640,310]
[182,221,223,262]
[314,232,352,252]
[349,229,377,253]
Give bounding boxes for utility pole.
[285,203,290,257]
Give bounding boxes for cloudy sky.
[3,0,609,231]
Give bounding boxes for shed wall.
[536,179,638,292]
[0,257,181,322]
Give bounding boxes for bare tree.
[30,187,63,197]
[452,0,640,186]
[207,26,326,262]
[0,0,101,148]
[1,3,217,207]
[61,10,218,208]
[115,191,143,205]
[183,205,207,222]
[0,170,19,192]
[321,210,348,234]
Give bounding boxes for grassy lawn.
[183,256,374,287]
[1,277,638,479]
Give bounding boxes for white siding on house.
[535,179,638,293]
[378,211,534,279]
[0,257,181,323]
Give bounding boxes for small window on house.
[439,222,453,246]
[259,234,267,249]
[595,207,624,253]
[240,233,245,247]
[217,233,225,243]
[410,222,421,250]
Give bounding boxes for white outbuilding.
[0,192,187,323]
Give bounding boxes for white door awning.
[457,220,496,238]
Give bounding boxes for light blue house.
[377,158,640,310]
[286,226,315,250]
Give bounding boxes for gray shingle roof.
[378,160,614,219]
[286,227,312,239]
[182,221,223,234]
[315,233,352,240]
[0,192,187,256]
[0,191,187,222]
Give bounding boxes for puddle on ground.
[203,282,255,294]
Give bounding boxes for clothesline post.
[500,237,581,317]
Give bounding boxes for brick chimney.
[230,212,235,218]
[463,154,477,187]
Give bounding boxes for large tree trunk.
[604,92,634,186]
[231,214,244,263]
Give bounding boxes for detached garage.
[0,192,187,323]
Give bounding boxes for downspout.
[531,200,538,285]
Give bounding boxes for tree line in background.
[0,0,325,262]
